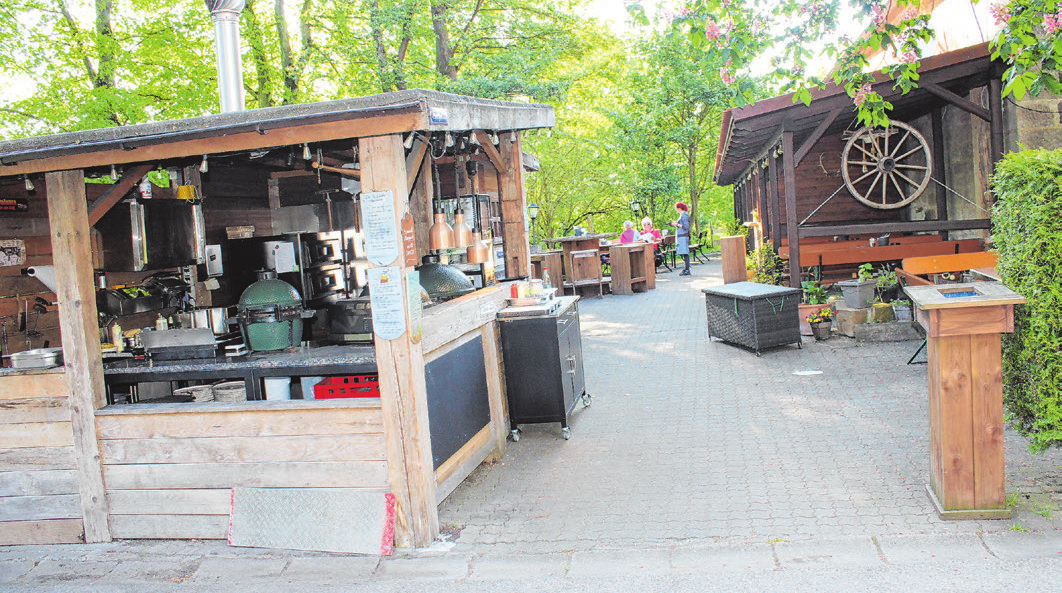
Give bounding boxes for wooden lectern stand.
[905,282,1025,520]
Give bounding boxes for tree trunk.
[430,2,457,81]
[369,1,393,92]
[243,1,275,108]
[687,143,698,235]
[94,0,115,89]
[274,0,300,103]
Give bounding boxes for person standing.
[669,202,691,276]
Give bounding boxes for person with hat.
[669,202,692,276]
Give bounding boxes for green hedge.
[992,148,1062,453]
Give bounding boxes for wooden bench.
[780,239,983,268]
[896,251,999,286]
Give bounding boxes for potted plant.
[875,265,900,303]
[745,241,783,285]
[806,308,834,340]
[799,280,830,336]
[837,262,876,309]
[892,298,913,322]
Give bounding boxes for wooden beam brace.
[46,170,111,543]
[921,81,991,122]
[405,136,428,191]
[794,107,843,167]
[87,163,153,227]
[476,130,508,173]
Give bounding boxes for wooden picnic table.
[544,233,616,287]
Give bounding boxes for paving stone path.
[438,256,1061,553]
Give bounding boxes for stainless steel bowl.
[8,347,63,369]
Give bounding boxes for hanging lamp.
[451,155,473,247]
[465,159,489,263]
[428,158,454,250]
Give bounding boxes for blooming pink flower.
[901,7,919,21]
[1046,10,1061,34]
[872,5,887,25]
[901,50,918,63]
[853,82,873,107]
[990,2,1011,26]
[720,59,735,85]
[705,20,721,41]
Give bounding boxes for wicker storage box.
[701,282,801,354]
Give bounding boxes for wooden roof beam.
[905,81,990,122]
[793,107,844,167]
[475,130,508,172]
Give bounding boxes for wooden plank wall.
[96,402,387,539]
[0,372,84,545]
[778,134,900,227]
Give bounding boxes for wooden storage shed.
[0,90,552,549]
[715,43,1003,286]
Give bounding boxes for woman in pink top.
[639,217,662,242]
[618,220,638,243]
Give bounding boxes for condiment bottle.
[111,323,123,353]
[543,268,551,290]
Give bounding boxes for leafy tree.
[659,0,1062,127]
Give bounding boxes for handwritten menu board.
[368,266,406,340]
[361,191,400,266]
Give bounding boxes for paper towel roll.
[25,266,58,293]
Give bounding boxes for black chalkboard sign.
[425,335,491,470]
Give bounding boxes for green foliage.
[746,241,783,285]
[801,280,829,304]
[670,0,1062,127]
[857,263,874,282]
[992,148,1062,453]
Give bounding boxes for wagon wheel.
[841,121,932,210]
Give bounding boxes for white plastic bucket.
[264,377,291,400]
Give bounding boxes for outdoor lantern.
[630,199,641,214]
[527,202,539,245]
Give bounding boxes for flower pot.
[810,321,831,341]
[836,279,876,309]
[893,304,913,322]
[798,303,830,336]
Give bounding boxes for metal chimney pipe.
[205,0,246,112]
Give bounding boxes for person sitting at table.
[639,217,662,243]
[618,220,638,243]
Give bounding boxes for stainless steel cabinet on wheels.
[497,296,591,440]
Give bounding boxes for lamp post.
[527,202,539,245]
[630,199,641,216]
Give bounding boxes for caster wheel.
[561,427,571,440]
[582,394,592,407]
[510,429,521,442]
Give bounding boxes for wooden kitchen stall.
[0,90,553,549]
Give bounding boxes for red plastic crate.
[314,374,380,399]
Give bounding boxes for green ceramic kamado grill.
[234,270,315,351]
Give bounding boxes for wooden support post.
[498,133,530,278]
[782,131,801,288]
[45,170,111,543]
[359,134,439,549]
[988,77,1004,178]
[931,108,949,239]
[411,152,433,258]
[768,152,781,248]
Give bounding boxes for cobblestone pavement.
[438,256,1061,553]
